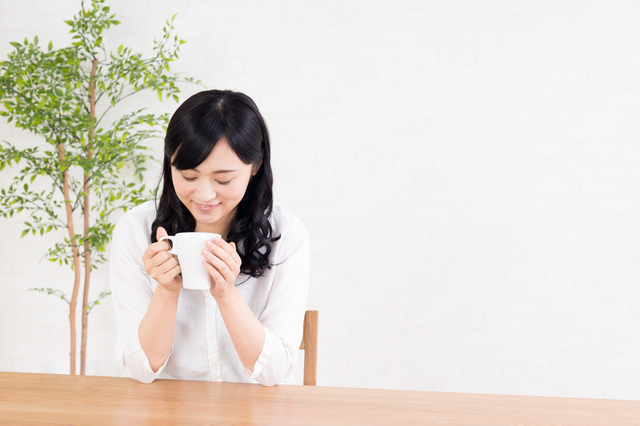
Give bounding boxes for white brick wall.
[0,0,639,399]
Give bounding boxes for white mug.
[159,232,220,290]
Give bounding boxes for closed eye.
[217,180,232,185]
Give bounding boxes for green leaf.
[48,41,53,51]
[21,229,28,238]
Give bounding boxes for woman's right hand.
[142,227,182,292]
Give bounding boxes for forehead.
[192,139,249,171]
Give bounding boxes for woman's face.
[171,138,258,236]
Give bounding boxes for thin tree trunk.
[58,142,81,376]
[81,58,98,375]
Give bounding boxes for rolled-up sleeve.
[239,216,310,386]
[110,212,171,384]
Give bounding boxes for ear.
[252,157,263,176]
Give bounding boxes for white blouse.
[109,201,309,385]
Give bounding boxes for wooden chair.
[299,310,318,386]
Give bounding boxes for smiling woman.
[109,90,310,386]
[170,139,257,238]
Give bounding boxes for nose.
[195,180,217,202]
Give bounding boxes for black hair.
[151,89,280,278]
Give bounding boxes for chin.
[195,213,220,224]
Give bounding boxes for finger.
[156,227,172,251]
[202,248,232,276]
[227,241,242,265]
[204,244,240,278]
[143,241,172,262]
[157,264,182,285]
[156,226,168,240]
[154,256,180,276]
[214,237,241,263]
[143,242,174,265]
[207,239,240,269]
[203,260,225,285]
[205,241,234,265]
[145,256,175,280]
[144,249,178,275]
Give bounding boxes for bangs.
[170,137,219,171]
[167,103,227,170]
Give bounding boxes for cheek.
[220,179,251,201]
[172,177,192,199]
[220,185,244,200]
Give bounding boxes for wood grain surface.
[0,372,638,425]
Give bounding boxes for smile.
[194,202,219,211]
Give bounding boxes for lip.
[193,202,220,211]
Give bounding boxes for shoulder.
[269,206,308,240]
[113,201,156,244]
[269,206,309,262]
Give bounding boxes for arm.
[201,237,265,372]
[202,216,310,385]
[248,220,310,385]
[138,227,183,372]
[110,212,181,383]
[216,286,266,372]
[137,285,180,372]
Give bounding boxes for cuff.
[125,332,173,383]
[240,327,273,382]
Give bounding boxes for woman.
[110,90,309,385]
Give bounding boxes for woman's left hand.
[202,237,242,299]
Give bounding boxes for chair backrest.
[299,310,318,386]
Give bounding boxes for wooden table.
[0,372,639,425]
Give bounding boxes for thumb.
[156,226,169,242]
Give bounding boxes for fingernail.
[206,240,212,247]
[214,236,221,243]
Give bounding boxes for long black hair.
[151,89,279,278]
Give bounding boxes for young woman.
[110,90,309,385]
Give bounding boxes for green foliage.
[28,286,107,313]
[29,287,70,304]
[86,290,111,313]
[0,0,199,310]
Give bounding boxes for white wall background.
[1,0,639,400]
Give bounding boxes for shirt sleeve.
[238,214,310,386]
[110,210,171,384]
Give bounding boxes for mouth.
[194,202,219,211]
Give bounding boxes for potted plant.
[0,0,197,375]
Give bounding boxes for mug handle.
[159,236,177,255]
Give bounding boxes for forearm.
[216,287,265,372]
[138,286,180,372]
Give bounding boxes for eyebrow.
[188,168,237,174]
